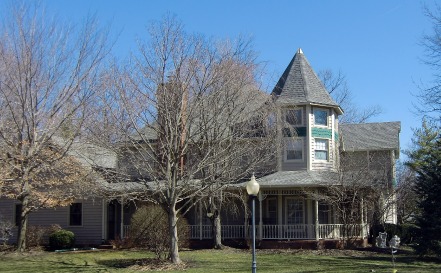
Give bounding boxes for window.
[285,109,302,126]
[315,139,328,160]
[69,203,82,226]
[314,108,328,126]
[318,202,330,224]
[286,198,304,224]
[15,204,22,227]
[266,197,277,224]
[285,138,303,161]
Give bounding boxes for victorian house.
[0,49,400,247]
[188,49,400,247]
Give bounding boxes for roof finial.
[297,48,303,54]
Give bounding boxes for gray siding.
[0,198,104,246]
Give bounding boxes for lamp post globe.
[246,173,260,196]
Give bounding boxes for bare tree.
[416,4,441,120]
[92,16,277,263]
[307,149,395,248]
[319,69,382,123]
[0,3,109,251]
[395,161,418,224]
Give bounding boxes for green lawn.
[0,248,440,273]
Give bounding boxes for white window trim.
[314,138,329,161]
[284,137,304,162]
[284,107,303,126]
[313,107,329,127]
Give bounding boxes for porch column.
[120,197,124,239]
[333,204,338,238]
[101,199,106,243]
[278,194,283,238]
[258,192,263,240]
[314,199,319,240]
[360,196,365,239]
[199,202,203,240]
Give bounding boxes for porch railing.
[189,224,368,240]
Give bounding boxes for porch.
[188,224,369,240]
[187,188,369,242]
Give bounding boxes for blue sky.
[5,0,438,160]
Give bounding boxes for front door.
[107,200,121,240]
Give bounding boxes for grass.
[0,247,440,272]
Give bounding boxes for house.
[0,49,400,248]
[186,49,400,247]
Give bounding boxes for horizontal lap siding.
[60,199,103,245]
[0,198,103,246]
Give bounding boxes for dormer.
[272,49,343,172]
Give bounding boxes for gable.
[339,122,401,157]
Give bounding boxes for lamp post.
[246,174,260,273]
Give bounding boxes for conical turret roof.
[272,49,342,114]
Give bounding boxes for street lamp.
[246,174,260,273]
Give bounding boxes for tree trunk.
[17,196,29,252]
[168,206,182,264]
[213,213,223,249]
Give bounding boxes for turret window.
[285,109,302,126]
[315,139,328,160]
[285,138,304,162]
[314,109,328,126]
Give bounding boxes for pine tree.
[406,120,441,256]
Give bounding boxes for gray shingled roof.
[254,170,339,188]
[52,136,117,169]
[340,122,401,156]
[271,49,342,114]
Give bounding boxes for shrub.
[26,226,46,248]
[49,229,75,250]
[26,224,62,248]
[400,223,419,245]
[128,204,189,260]
[0,216,14,247]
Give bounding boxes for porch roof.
[256,170,339,188]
